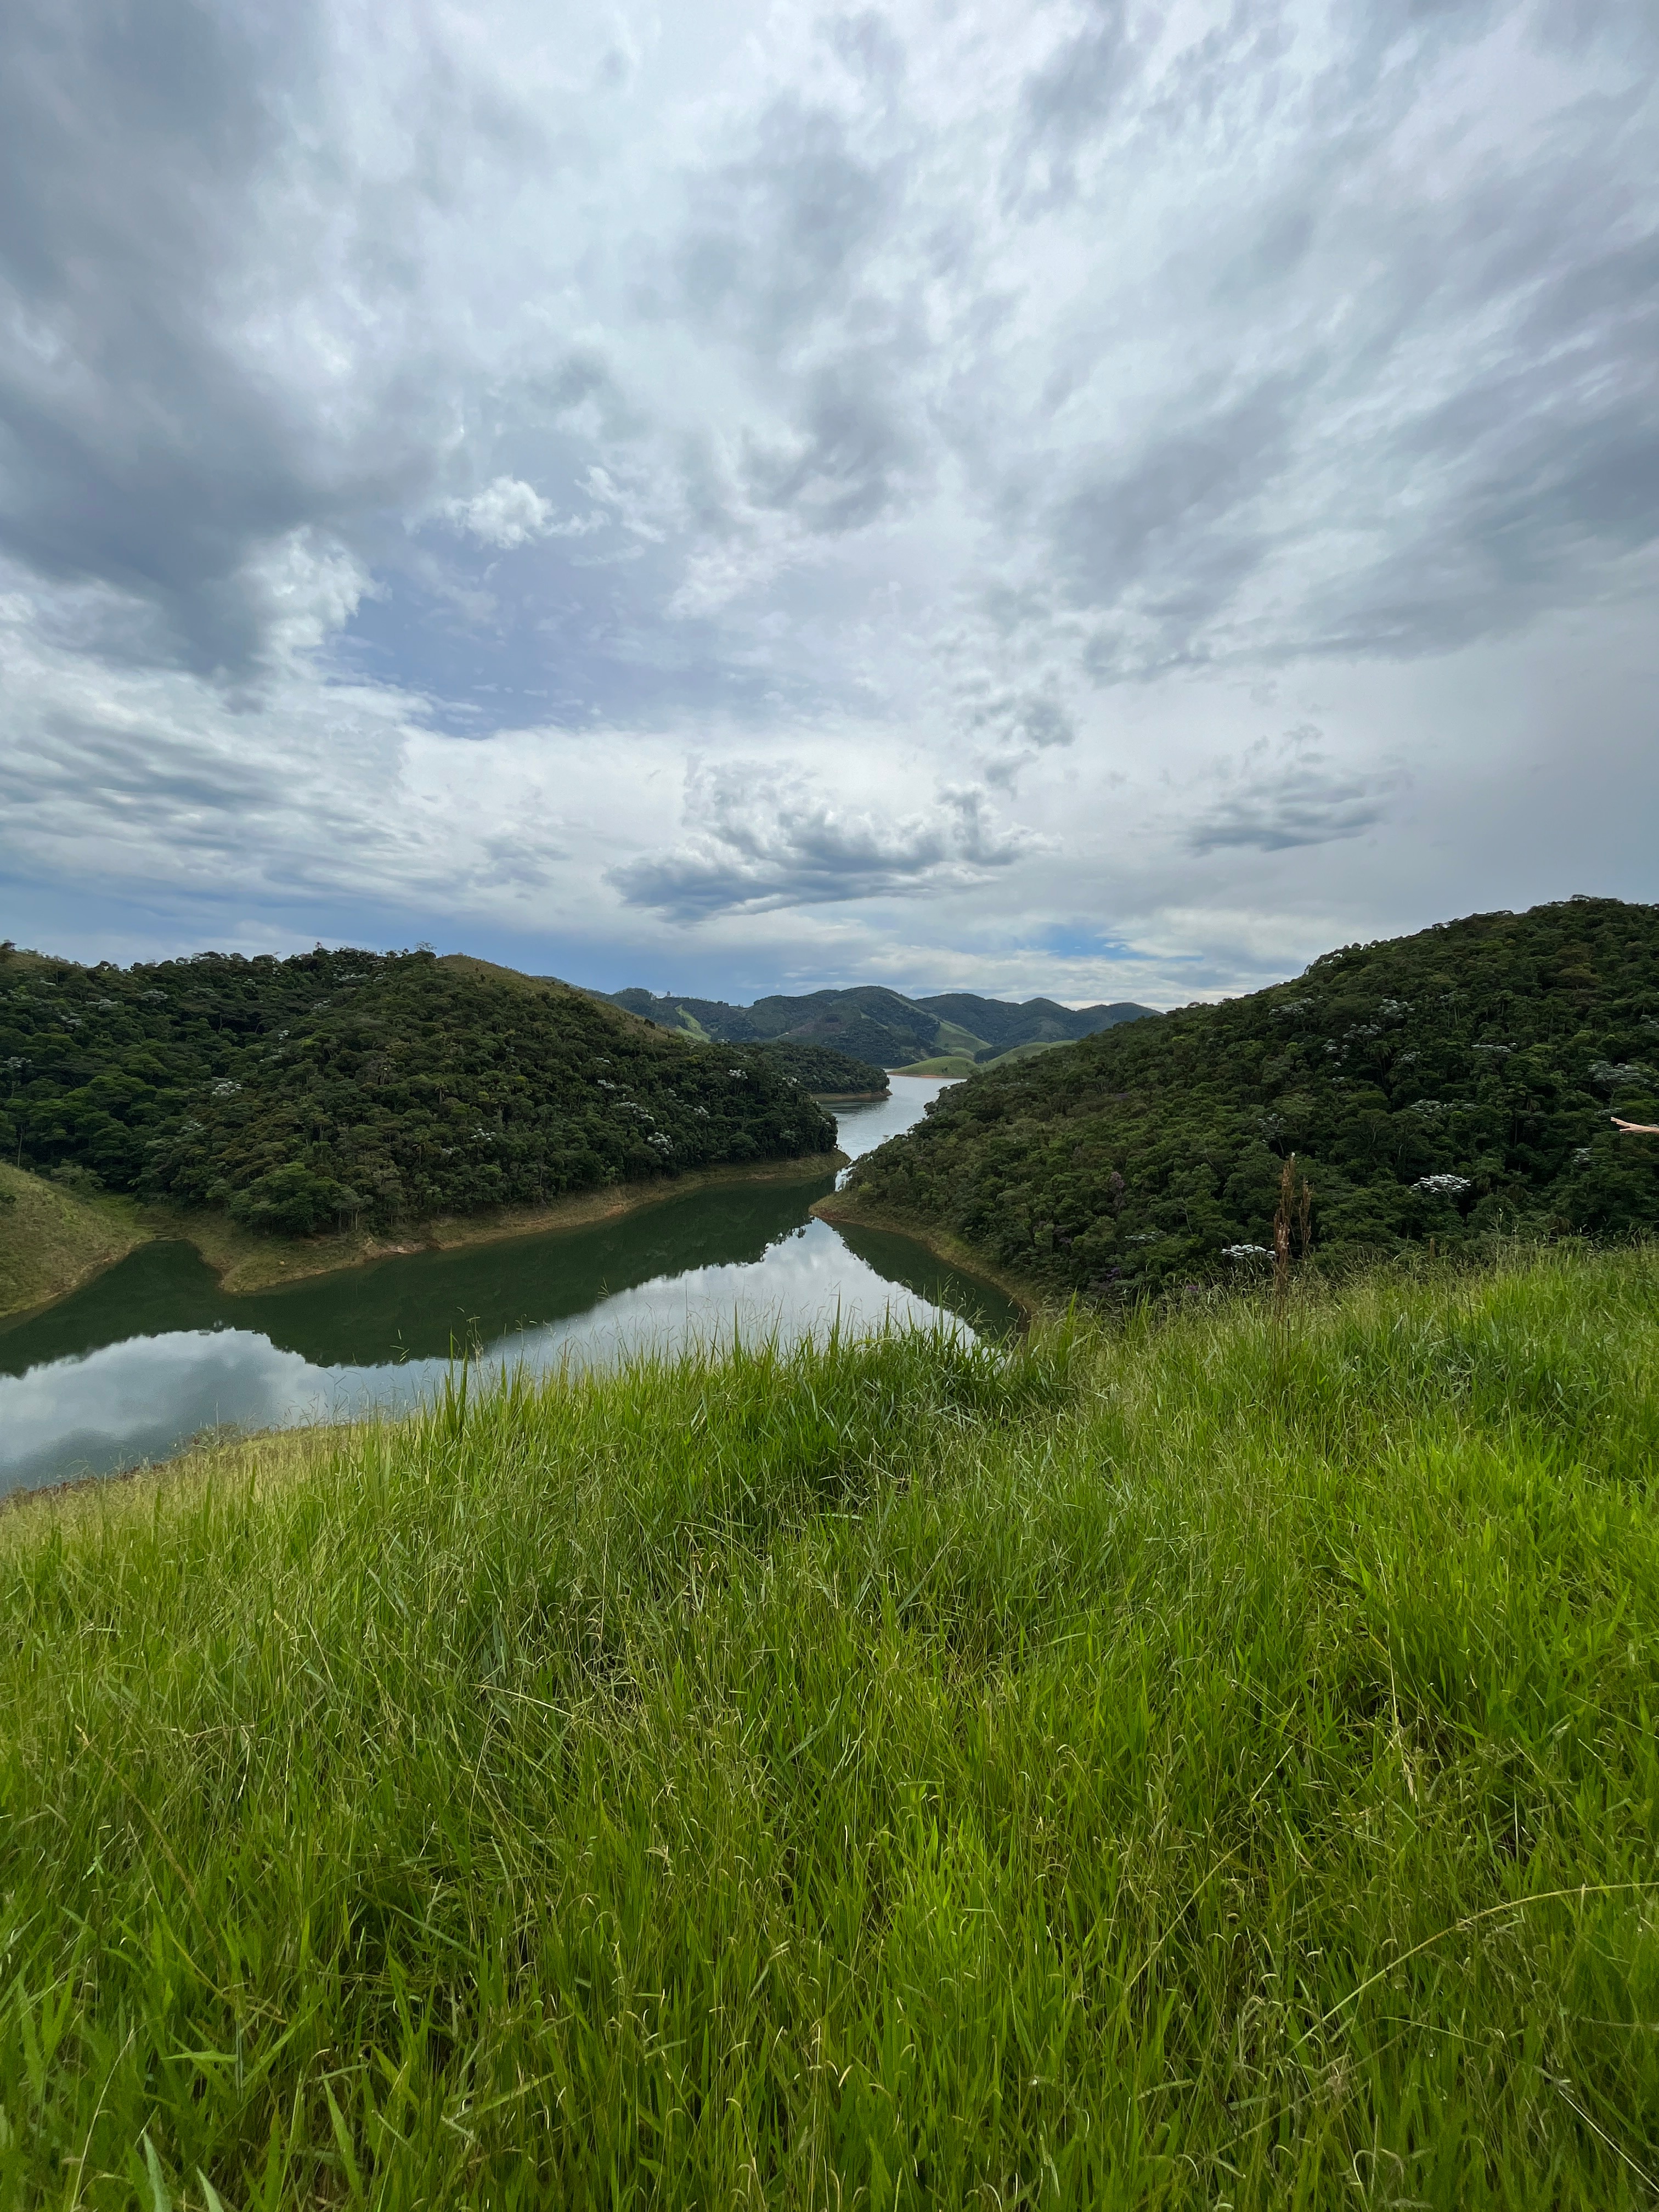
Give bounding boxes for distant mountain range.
[600,984,1159,1072]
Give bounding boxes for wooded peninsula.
[0,945,859,1250]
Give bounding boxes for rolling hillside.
[605,983,1156,1068]
[836,897,1659,1298]
[0,943,836,1240]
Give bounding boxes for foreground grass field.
[3,1249,1658,2207]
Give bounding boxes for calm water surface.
[0,1080,1013,1494]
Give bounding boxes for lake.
[0,1079,1014,1496]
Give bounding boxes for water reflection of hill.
[1,1171,845,1375]
[827,1220,1019,1339]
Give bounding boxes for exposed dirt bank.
[3,1153,848,1312]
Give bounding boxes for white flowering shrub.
[1589,1061,1654,1092]
[1414,1174,1471,1197]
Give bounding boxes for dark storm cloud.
[742,358,922,532]
[0,0,544,677]
[1,0,1655,994]
[659,88,933,550]
[1054,378,1302,620]
[1034,62,1659,683]
[1186,730,1404,854]
[0,1,318,668]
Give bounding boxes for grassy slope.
[4,1247,1658,2206]
[891,1051,981,1077]
[978,1037,1073,1068]
[893,1042,1074,1079]
[0,1162,147,1320]
[931,1018,990,1057]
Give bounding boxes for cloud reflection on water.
[2,1085,969,1495]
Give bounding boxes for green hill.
[604,983,1158,1068]
[840,897,1659,1299]
[753,1040,890,1095]
[3,1246,1656,2202]
[0,943,836,1240]
[917,992,1152,1058]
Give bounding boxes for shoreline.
[809,1189,1041,1324]
[3,1151,848,1315]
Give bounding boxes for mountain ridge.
[601,983,1158,1070]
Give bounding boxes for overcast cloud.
[1,0,1654,1003]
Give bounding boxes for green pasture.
[3,1245,1657,2205]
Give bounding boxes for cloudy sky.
[1,0,1654,1006]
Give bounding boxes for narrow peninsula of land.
[0,943,853,1317]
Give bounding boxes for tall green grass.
[3,1249,1658,2207]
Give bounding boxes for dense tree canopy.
[752,1042,889,1094]
[845,898,1659,1298]
[0,945,836,1236]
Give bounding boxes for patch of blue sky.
[1029,924,1141,962]
[0,865,389,970]
[329,527,849,739]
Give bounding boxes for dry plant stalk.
[1274,1153,1314,1310]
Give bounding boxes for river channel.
[0,1080,1015,1496]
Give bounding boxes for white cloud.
[443,477,559,549]
[611,759,1038,916]
[0,0,1654,999]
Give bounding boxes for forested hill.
[0,945,836,1237]
[605,983,1155,1069]
[842,898,1659,1301]
[752,1042,890,1095]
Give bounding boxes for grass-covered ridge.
[0,1158,148,1319]
[844,895,1659,1301]
[4,1247,1657,2205]
[0,943,835,1240]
